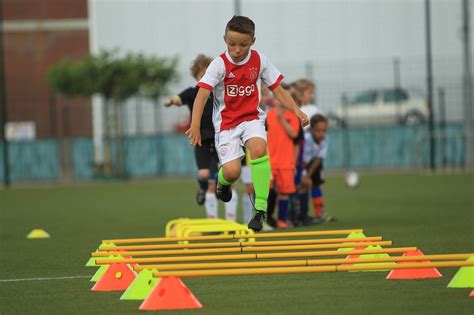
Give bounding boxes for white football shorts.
[215,119,267,165]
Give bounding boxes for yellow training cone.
[27,229,50,239]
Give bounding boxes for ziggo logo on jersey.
[226,84,255,97]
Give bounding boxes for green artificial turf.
[0,172,473,314]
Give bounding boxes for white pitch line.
[0,275,91,283]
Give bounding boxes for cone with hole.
[139,276,203,311]
[447,257,474,288]
[91,255,124,282]
[338,231,367,251]
[386,249,442,279]
[469,290,474,297]
[91,263,136,291]
[121,269,160,300]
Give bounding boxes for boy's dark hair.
[310,114,328,129]
[225,16,255,38]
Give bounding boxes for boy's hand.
[185,125,201,146]
[164,96,181,107]
[295,108,309,126]
[302,175,312,189]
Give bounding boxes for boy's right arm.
[185,88,211,146]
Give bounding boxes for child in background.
[266,84,300,228]
[165,54,219,219]
[186,16,308,231]
[301,114,334,223]
[294,79,321,129]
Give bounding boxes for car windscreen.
[352,91,377,104]
[383,89,408,103]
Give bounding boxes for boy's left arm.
[307,158,322,177]
[276,106,298,139]
[272,85,309,126]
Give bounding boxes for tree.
[48,50,179,178]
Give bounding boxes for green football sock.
[250,155,271,211]
[218,168,233,186]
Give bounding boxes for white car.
[329,88,429,127]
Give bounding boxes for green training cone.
[448,257,474,288]
[98,242,117,251]
[90,255,123,282]
[85,256,98,267]
[120,269,160,300]
[338,231,368,251]
[86,243,116,267]
[348,245,395,272]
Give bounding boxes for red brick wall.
[2,0,91,138]
[3,0,87,20]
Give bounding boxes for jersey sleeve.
[302,132,312,164]
[197,57,225,91]
[178,87,197,106]
[258,52,283,91]
[317,139,328,159]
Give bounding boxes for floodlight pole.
[424,0,436,171]
[0,2,10,187]
[234,0,241,15]
[462,0,473,168]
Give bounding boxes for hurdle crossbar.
[101,229,364,244]
[134,253,474,271]
[152,260,474,278]
[92,240,392,257]
[95,246,416,265]
[98,236,383,251]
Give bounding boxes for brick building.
[2,0,92,138]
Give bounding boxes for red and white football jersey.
[197,49,283,132]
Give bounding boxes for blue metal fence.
[0,139,59,182]
[0,123,466,183]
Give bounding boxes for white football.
[345,171,360,188]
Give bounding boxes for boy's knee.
[251,147,267,159]
[245,138,267,160]
[198,169,210,180]
[222,163,241,182]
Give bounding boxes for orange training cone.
[139,277,203,311]
[469,290,474,297]
[386,249,442,279]
[91,263,136,291]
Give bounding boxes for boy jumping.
[186,16,308,231]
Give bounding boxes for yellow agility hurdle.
[98,236,383,251]
[165,218,252,241]
[178,223,254,243]
[166,218,228,237]
[134,253,474,271]
[92,240,393,257]
[95,246,416,265]
[101,229,364,245]
[151,260,474,278]
[165,218,230,237]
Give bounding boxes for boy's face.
[224,31,255,63]
[311,121,327,143]
[196,68,207,81]
[302,88,315,105]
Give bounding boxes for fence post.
[438,87,447,168]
